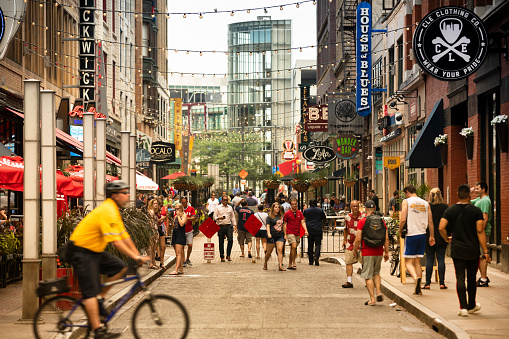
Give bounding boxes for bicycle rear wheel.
[390,246,400,276]
[132,294,189,339]
[33,295,90,339]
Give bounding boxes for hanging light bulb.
[230,11,234,16]
[296,3,300,8]
[247,9,251,14]
[199,13,203,19]
[280,6,283,10]
[183,13,186,18]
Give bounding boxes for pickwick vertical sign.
[79,0,95,106]
[356,2,372,117]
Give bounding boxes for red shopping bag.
[244,214,262,237]
[199,217,220,238]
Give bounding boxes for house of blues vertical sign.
[356,2,372,117]
[79,0,95,106]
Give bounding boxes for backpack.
[362,215,386,248]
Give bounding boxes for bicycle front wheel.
[132,294,189,339]
[33,295,90,339]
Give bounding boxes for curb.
[324,256,470,339]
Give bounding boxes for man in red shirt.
[342,200,365,288]
[283,199,308,270]
[353,200,389,305]
[181,197,196,267]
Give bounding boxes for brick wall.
[443,125,468,204]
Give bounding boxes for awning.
[136,173,159,191]
[5,108,122,166]
[405,99,443,168]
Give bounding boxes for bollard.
[251,237,256,263]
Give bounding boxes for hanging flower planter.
[440,145,448,166]
[344,180,356,188]
[310,178,327,188]
[492,116,508,153]
[292,182,310,192]
[263,181,279,189]
[464,135,474,160]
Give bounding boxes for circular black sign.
[302,146,337,164]
[413,6,487,81]
[335,100,356,123]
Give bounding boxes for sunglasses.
[118,191,129,195]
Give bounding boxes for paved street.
[107,234,441,338]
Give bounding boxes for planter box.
[0,254,22,288]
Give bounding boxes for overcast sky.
[167,0,317,75]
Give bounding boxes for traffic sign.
[204,243,215,261]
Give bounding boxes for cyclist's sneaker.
[97,298,109,318]
[94,326,121,339]
[186,259,192,267]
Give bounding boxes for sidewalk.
[0,253,176,339]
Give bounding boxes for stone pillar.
[95,118,106,204]
[22,79,41,320]
[121,131,130,185]
[130,134,136,203]
[40,90,57,282]
[83,112,95,211]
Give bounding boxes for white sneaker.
[458,309,468,317]
[468,303,481,314]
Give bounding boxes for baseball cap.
[365,200,376,208]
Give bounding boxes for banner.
[356,2,372,116]
[328,99,364,136]
[79,0,95,105]
[174,98,182,151]
[96,40,107,117]
[299,85,310,145]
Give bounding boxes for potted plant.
[310,169,328,188]
[491,114,508,153]
[263,174,281,190]
[202,176,215,188]
[290,173,312,192]
[344,171,358,187]
[434,134,448,165]
[460,127,474,160]
[173,176,190,191]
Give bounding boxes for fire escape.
[334,0,358,94]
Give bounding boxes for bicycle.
[33,267,189,339]
[390,243,400,277]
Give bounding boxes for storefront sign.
[150,141,176,164]
[300,85,310,145]
[384,157,401,169]
[356,2,372,116]
[304,105,328,132]
[413,6,487,81]
[174,99,182,151]
[282,139,295,152]
[302,146,336,163]
[298,143,308,152]
[328,99,364,135]
[136,131,152,152]
[79,0,95,104]
[334,135,360,160]
[409,98,417,122]
[380,128,402,143]
[68,105,106,119]
[282,151,295,160]
[106,125,121,143]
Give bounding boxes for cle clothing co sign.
[413,6,487,81]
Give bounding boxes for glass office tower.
[227,17,292,166]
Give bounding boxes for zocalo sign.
[150,141,176,164]
[413,6,487,81]
[356,2,372,117]
[302,146,336,164]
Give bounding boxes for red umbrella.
[0,156,84,197]
[65,165,119,182]
[161,172,185,180]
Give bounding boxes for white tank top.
[405,196,429,236]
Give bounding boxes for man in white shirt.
[206,193,219,218]
[399,185,435,295]
[214,196,236,262]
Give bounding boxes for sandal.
[365,301,376,306]
[279,267,286,271]
[256,256,261,259]
[287,267,295,270]
[149,265,159,269]
[440,285,448,289]
[178,271,184,275]
[422,285,431,290]
[159,264,165,269]
[169,271,178,275]
[239,254,245,257]
[263,265,267,270]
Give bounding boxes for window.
[388,47,394,96]
[142,23,149,57]
[103,0,107,22]
[113,61,116,115]
[397,38,403,88]
[372,58,383,102]
[112,0,115,32]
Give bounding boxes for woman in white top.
[254,205,268,259]
[206,193,219,218]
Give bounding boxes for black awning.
[405,99,443,168]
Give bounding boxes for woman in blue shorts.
[264,202,287,271]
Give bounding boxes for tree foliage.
[193,131,270,179]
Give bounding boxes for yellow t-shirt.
[70,198,130,252]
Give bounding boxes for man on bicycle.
[69,181,149,339]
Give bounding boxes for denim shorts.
[267,235,285,244]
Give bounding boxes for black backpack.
[362,215,386,248]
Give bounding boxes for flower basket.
[310,178,327,188]
[441,145,448,166]
[465,135,474,160]
[263,181,279,189]
[495,123,508,153]
[188,184,199,191]
[203,182,213,188]
[173,182,188,191]
[344,180,356,188]
[292,183,310,192]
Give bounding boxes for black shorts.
[157,226,165,237]
[69,245,126,299]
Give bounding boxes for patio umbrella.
[65,165,119,182]
[161,171,185,180]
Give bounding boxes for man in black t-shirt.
[439,184,491,317]
[303,199,327,266]
[369,190,380,212]
[235,199,254,258]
